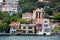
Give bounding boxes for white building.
[0,0,3,3]
[36,19,51,35]
[9,22,20,34]
[2,5,9,11]
[2,0,19,15]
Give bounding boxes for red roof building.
[9,22,20,27]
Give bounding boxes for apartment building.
[19,24,35,34]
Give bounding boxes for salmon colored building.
[33,8,45,24]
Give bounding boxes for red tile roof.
[9,22,20,27]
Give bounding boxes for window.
[40,29,42,32]
[38,29,42,32]
[23,27,26,29]
[42,12,44,18]
[13,27,15,29]
[44,24,48,27]
[19,26,21,29]
[28,27,32,29]
[36,12,38,18]
[12,31,16,33]
[23,31,26,33]
[44,21,48,23]
[39,12,41,18]
[28,31,33,33]
[19,25,21,29]
[37,24,42,28]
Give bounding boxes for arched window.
[44,21,48,23]
[36,12,38,18]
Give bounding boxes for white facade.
[9,2,18,12]
[0,0,3,2]
[9,22,20,34]
[10,26,19,34]
[2,5,9,11]
[36,19,51,35]
[10,27,16,34]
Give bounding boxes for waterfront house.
[22,12,33,21]
[18,24,35,34]
[33,8,51,35]
[9,22,20,34]
[36,19,51,35]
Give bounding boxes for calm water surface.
[0,35,60,40]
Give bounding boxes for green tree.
[2,11,10,18]
[15,12,22,18]
[44,6,53,15]
[10,13,22,22]
[36,2,45,8]
[10,16,19,22]
[2,11,10,23]
[50,0,60,3]
[18,18,27,24]
[56,6,60,12]
[18,0,38,13]
[54,13,60,20]
[0,22,8,32]
[0,11,3,20]
[45,13,50,18]
[53,27,60,31]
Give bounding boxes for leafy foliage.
[54,13,60,20]
[0,11,22,32]
[53,27,60,31]
[18,18,28,24]
[18,0,38,13]
[0,23,8,32]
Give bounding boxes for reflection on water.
[0,35,60,40]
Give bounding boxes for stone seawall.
[0,33,49,36]
[0,33,60,36]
